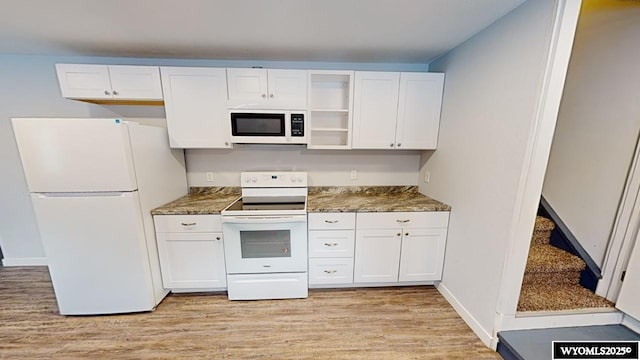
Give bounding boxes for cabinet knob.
[104,90,111,95]
[270,94,274,98]
[261,94,266,98]
[397,143,401,147]
[216,236,221,240]
[112,90,119,95]
[224,142,229,146]
[397,233,401,237]
[390,143,394,147]
[405,232,409,236]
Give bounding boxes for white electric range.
[221,171,308,300]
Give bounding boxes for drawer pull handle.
[323,242,339,247]
[324,220,339,224]
[396,219,410,223]
[324,270,337,274]
[181,222,196,226]
[216,236,221,240]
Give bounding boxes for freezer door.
[31,191,158,315]
[12,118,137,192]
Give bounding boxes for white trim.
[621,314,640,334]
[598,136,640,301]
[496,311,623,332]
[437,282,494,347]
[2,257,48,266]
[494,0,583,319]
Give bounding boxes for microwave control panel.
[291,114,304,137]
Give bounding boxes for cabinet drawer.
[308,212,356,230]
[161,232,222,242]
[309,230,355,258]
[309,258,354,285]
[154,215,222,233]
[356,211,449,229]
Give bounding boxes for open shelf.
[308,71,354,149]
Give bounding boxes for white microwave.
[229,110,307,144]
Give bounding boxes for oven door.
[222,215,307,274]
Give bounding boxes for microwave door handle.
[285,113,291,142]
[222,216,307,224]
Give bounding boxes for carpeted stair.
[517,216,614,312]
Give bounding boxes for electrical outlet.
[350,170,358,180]
[206,172,214,182]
[424,171,431,183]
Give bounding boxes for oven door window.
[231,113,285,136]
[240,230,291,258]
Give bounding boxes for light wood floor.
[0,267,499,359]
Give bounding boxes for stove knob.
[251,176,258,182]
[291,176,297,182]
[297,176,304,182]
[244,177,251,183]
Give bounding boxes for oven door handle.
[222,215,307,224]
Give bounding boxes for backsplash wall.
[186,145,422,186]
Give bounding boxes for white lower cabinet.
[354,212,449,285]
[308,213,356,286]
[154,215,227,291]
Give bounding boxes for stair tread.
[525,244,585,274]
[535,216,555,231]
[518,283,614,312]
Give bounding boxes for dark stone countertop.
[307,186,450,213]
[151,186,450,216]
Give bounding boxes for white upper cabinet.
[227,68,307,109]
[352,71,400,149]
[160,67,231,149]
[352,71,444,150]
[56,64,162,101]
[396,72,444,149]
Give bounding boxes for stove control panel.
[241,171,308,188]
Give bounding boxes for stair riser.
[523,271,581,286]
[531,230,552,245]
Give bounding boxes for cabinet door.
[156,232,227,289]
[55,64,112,99]
[161,67,231,148]
[615,234,640,321]
[399,228,447,282]
[354,229,402,283]
[227,68,268,102]
[108,65,163,100]
[395,72,444,149]
[267,69,307,109]
[352,72,400,149]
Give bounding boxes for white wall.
[0,53,426,265]
[542,0,640,267]
[419,0,558,342]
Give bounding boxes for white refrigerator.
[12,118,188,315]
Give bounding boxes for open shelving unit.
[307,71,354,149]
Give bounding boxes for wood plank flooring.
[0,267,499,359]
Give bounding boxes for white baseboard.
[622,314,640,334]
[496,310,623,332]
[2,257,48,266]
[436,282,494,348]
